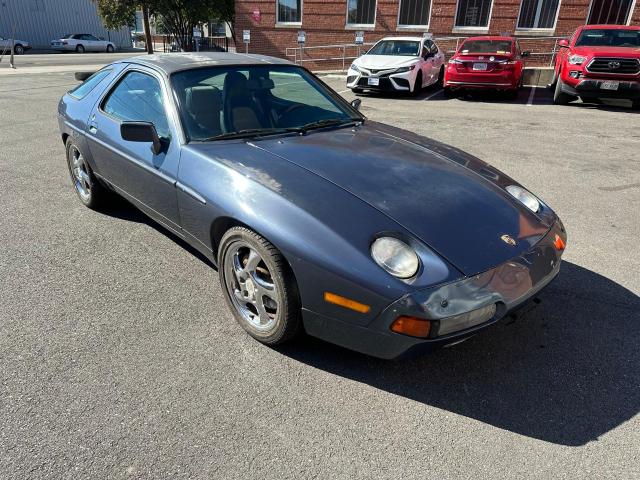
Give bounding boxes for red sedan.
[443,36,529,98]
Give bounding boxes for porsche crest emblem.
[501,234,517,246]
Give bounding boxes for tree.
[95,1,154,54]
[95,0,235,53]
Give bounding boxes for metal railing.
[159,35,229,53]
[286,36,568,69]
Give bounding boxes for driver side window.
[102,70,170,138]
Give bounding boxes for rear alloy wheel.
[106,44,114,53]
[76,44,85,53]
[219,227,301,346]
[65,138,108,209]
[553,75,575,105]
[411,71,422,96]
[14,44,24,55]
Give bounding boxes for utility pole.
[142,4,153,54]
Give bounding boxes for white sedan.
[50,34,116,53]
[0,36,31,54]
[347,37,445,95]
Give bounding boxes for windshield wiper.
[295,118,362,133]
[202,128,294,141]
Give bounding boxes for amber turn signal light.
[390,316,431,338]
[554,234,566,251]
[324,292,371,314]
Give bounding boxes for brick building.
[235,0,640,67]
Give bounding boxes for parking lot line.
[424,88,443,101]
[526,86,537,107]
[337,88,351,94]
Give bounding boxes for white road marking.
[526,86,537,106]
[424,88,443,101]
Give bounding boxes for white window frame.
[345,0,378,29]
[515,0,562,34]
[275,0,303,27]
[586,0,637,26]
[452,0,495,34]
[396,0,433,30]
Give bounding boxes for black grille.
[586,57,640,75]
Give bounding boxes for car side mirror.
[558,39,569,48]
[350,98,362,111]
[121,121,164,155]
[521,51,531,58]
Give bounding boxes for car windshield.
[61,34,72,39]
[171,65,360,141]
[575,29,640,48]
[367,40,420,56]
[459,40,513,55]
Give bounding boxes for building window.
[454,0,494,28]
[347,0,377,26]
[398,0,432,27]
[277,0,302,24]
[517,0,560,29]
[587,0,633,25]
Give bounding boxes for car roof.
[463,36,514,42]
[379,36,425,42]
[121,52,295,74]
[581,24,640,31]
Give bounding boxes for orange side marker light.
[324,292,371,314]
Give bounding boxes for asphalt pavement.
[0,53,638,479]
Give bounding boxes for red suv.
[552,25,640,109]
[443,36,529,98]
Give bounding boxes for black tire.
[65,137,108,209]
[411,71,422,96]
[218,226,302,346]
[437,66,444,86]
[553,75,575,105]
[351,87,363,94]
[75,44,85,53]
[443,87,456,98]
[106,44,114,53]
[14,44,24,55]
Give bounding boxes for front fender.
[177,141,462,326]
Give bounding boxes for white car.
[50,34,116,53]
[347,36,445,95]
[0,36,31,54]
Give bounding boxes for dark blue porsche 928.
[58,53,566,359]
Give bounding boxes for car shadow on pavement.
[99,196,215,268]
[277,261,640,447]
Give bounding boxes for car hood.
[251,122,551,276]
[356,55,419,70]
[572,46,640,58]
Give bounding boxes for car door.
[86,67,182,229]
[420,41,433,87]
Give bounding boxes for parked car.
[0,36,31,54]
[347,36,445,95]
[443,36,530,98]
[552,25,640,109]
[58,53,566,359]
[51,34,116,53]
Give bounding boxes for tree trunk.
[142,5,153,54]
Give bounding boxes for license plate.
[367,77,380,86]
[601,81,619,91]
[52,42,61,46]
[473,62,488,71]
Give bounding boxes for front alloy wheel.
[219,227,301,345]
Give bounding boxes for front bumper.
[561,77,640,99]
[303,222,566,359]
[347,69,413,92]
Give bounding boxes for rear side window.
[102,70,170,138]
[69,68,112,99]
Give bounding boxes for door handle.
[88,122,98,134]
